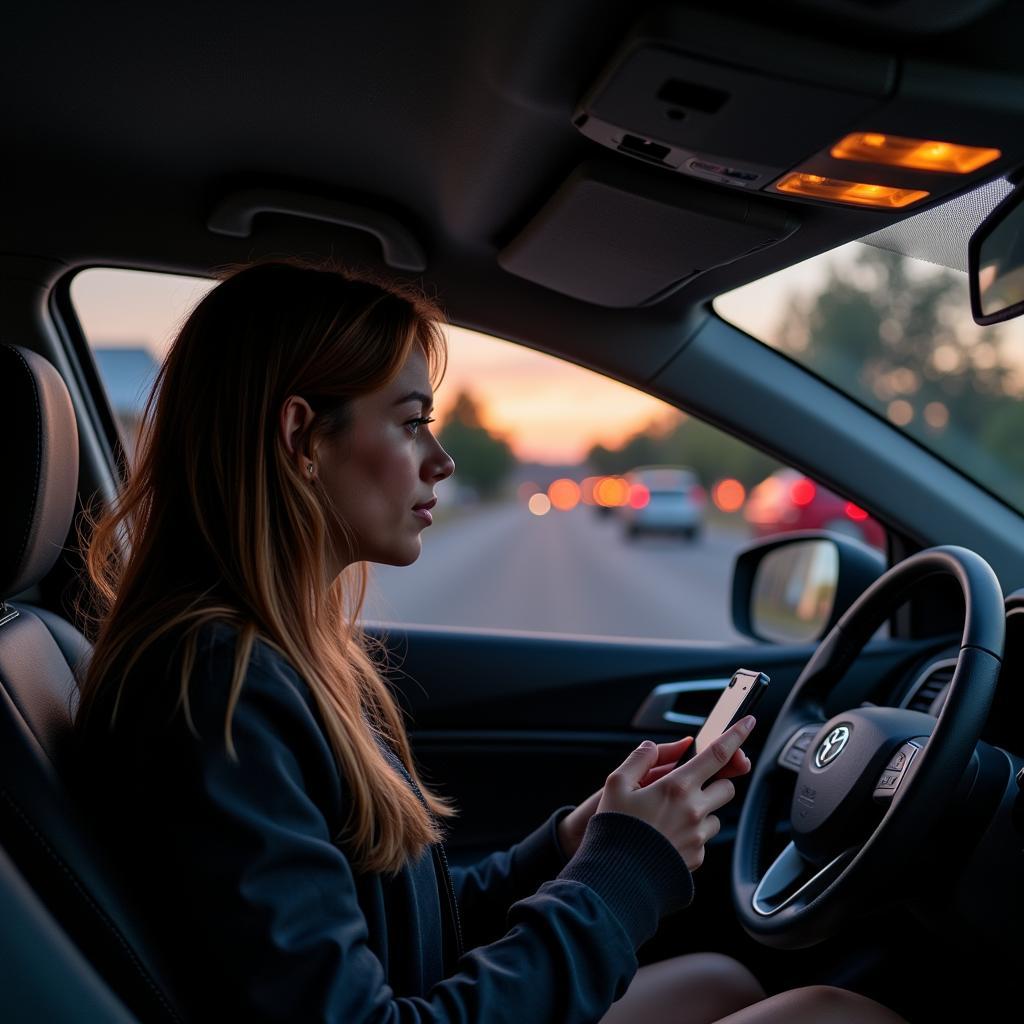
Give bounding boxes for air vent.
[904,659,956,715]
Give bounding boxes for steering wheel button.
[793,731,815,751]
[876,771,902,790]
[886,749,909,772]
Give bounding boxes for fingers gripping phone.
[675,668,770,768]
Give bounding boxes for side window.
[71,269,216,461]
[70,267,886,644]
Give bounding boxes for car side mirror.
[731,531,885,644]
[969,175,1024,326]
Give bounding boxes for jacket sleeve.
[448,804,576,948]
[140,639,694,1024]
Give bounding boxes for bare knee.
[686,952,766,1005]
[769,985,908,1024]
[646,951,766,1018]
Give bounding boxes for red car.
[744,469,885,550]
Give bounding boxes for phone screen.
[676,668,769,767]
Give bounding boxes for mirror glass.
[976,194,1024,319]
[751,540,839,644]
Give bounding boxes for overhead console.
[574,10,897,202]
[499,5,1024,307]
[573,7,1018,211]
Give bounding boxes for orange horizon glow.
[435,325,682,462]
[71,269,686,467]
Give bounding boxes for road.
[364,502,753,643]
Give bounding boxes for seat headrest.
[1,345,79,600]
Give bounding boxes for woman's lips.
[412,498,436,525]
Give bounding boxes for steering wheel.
[732,545,1004,949]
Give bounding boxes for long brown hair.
[72,257,458,875]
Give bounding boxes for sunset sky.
[69,256,837,464]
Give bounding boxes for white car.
[620,466,705,540]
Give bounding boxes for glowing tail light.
[628,484,650,509]
[790,479,816,507]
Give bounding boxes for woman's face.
[282,344,455,576]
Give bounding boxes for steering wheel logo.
[814,726,851,768]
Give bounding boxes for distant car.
[744,468,885,549]
[620,465,706,540]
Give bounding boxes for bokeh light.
[517,480,540,503]
[628,483,650,509]
[887,399,913,426]
[791,478,816,507]
[528,493,551,516]
[924,401,949,429]
[595,476,629,507]
[744,476,782,525]
[712,478,746,512]
[548,478,581,511]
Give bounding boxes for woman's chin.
[373,540,422,568]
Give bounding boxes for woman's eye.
[405,416,435,436]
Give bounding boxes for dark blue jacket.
[73,623,695,1023]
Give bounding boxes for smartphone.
[675,668,769,768]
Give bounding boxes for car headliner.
[4,0,1024,391]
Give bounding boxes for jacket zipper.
[384,750,465,967]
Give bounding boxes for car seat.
[0,343,189,1022]
[0,840,138,1022]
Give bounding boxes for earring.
[307,463,314,476]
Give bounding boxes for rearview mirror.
[732,531,885,644]
[969,177,1024,326]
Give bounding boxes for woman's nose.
[430,442,455,481]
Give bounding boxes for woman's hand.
[594,717,757,872]
[555,730,752,860]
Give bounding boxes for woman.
[71,259,908,1023]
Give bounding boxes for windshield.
[714,238,1024,515]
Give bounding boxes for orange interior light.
[775,172,928,209]
[831,132,1000,174]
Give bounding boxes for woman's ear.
[279,395,317,472]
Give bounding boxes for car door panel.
[372,627,936,859]
[375,625,946,980]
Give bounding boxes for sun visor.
[498,158,799,308]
